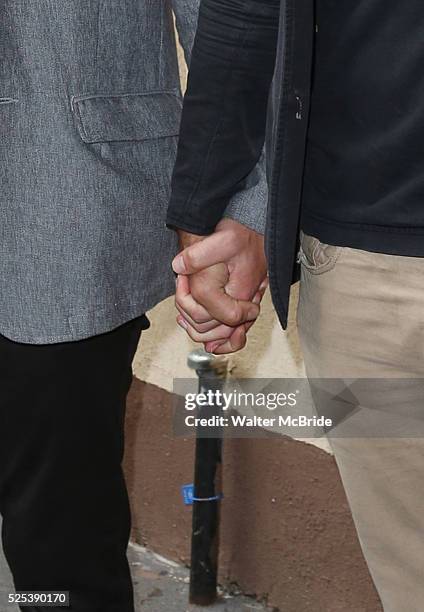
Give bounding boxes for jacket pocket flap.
[71,91,182,144]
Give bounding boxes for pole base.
[189,592,218,606]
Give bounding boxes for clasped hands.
[172,218,268,354]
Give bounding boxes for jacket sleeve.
[168,0,280,236]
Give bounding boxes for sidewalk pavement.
[0,539,273,612]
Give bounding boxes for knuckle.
[225,304,243,326]
[186,328,200,343]
[191,283,209,304]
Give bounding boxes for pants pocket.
[297,230,343,275]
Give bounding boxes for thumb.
[172,232,235,275]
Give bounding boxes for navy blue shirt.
[301,1,424,254]
[169,0,424,257]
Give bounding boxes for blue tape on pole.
[181,484,194,505]
[181,484,224,505]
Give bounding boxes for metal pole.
[187,350,225,606]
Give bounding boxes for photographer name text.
[184,414,332,428]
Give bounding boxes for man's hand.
[173,219,268,353]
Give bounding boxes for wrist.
[177,229,205,251]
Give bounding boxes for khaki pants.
[297,232,424,612]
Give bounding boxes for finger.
[175,275,215,324]
[240,288,265,333]
[202,284,264,350]
[172,232,236,275]
[191,281,260,327]
[259,276,269,291]
[175,273,190,297]
[244,319,256,333]
[204,338,226,353]
[251,278,268,305]
[176,304,222,333]
[252,291,262,306]
[202,280,266,352]
[204,317,254,353]
[177,316,234,343]
[207,326,247,355]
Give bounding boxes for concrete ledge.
[129,543,271,611]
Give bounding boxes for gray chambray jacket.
[0,0,267,344]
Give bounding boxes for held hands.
[172,218,268,354]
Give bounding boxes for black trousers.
[0,315,150,612]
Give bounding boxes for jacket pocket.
[71,91,182,144]
[297,231,342,275]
